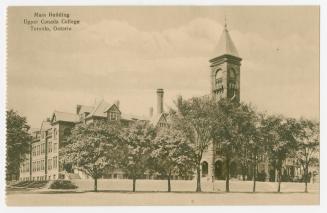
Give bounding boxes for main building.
[19,23,305,183]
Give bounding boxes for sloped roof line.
[77,105,94,114]
[87,100,112,118]
[52,110,79,123]
[214,25,239,57]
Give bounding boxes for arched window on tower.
[215,69,223,93]
[229,69,237,90]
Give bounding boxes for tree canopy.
[151,125,196,191]
[60,120,122,191]
[6,110,32,181]
[119,120,156,192]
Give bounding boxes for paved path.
[6,191,319,206]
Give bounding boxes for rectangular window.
[53,128,57,140]
[110,112,118,121]
[48,158,52,170]
[32,145,35,156]
[41,160,44,170]
[48,141,52,153]
[53,156,57,168]
[53,143,57,153]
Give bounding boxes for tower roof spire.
[213,18,239,58]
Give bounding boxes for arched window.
[229,69,237,90]
[215,69,223,93]
[201,161,208,177]
[229,69,236,80]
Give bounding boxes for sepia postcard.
[4,5,320,206]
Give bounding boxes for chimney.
[156,88,164,115]
[149,107,153,117]
[115,100,120,109]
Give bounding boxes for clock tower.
[209,23,242,102]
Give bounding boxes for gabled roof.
[86,100,111,118]
[104,104,121,114]
[149,113,167,126]
[214,24,239,58]
[52,111,79,123]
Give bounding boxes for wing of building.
[19,89,168,181]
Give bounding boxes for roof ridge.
[89,99,104,116]
[53,110,75,114]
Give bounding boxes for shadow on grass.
[37,190,317,195]
[7,186,317,195]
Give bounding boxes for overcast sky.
[7,6,319,128]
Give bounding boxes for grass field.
[71,179,319,193]
[6,179,319,205]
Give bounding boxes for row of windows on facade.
[28,156,58,172]
[32,142,58,156]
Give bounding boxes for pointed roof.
[214,23,239,58]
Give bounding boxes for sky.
[7,6,319,128]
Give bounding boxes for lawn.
[71,179,319,193]
[6,179,319,205]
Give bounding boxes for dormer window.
[109,112,118,121]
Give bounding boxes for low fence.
[71,179,320,193]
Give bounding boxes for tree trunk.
[196,164,201,192]
[225,157,230,192]
[277,168,281,193]
[94,177,98,192]
[304,166,308,193]
[168,174,171,192]
[253,163,256,192]
[133,178,136,192]
[242,165,246,181]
